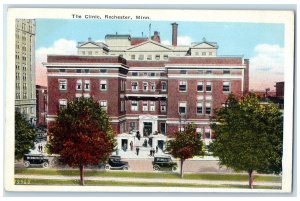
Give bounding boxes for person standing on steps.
[136,146,140,156]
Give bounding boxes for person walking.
[130,141,133,151]
[156,145,158,153]
[136,147,140,156]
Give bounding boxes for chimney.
[171,22,178,46]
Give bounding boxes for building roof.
[105,34,131,40]
[47,55,127,65]
[167,57,244,65]
[131,37,148,45]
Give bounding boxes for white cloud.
[177,36,192,46]
[161,40,171,45]
[249,44,284,90]
[35,39,77,86]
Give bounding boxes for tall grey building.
[15,19,36,124]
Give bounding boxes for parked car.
[152,156,177,171]
[105,155,129,170]
[23,154,49,168]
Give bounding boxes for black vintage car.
[152,156,177,171]
[105,156,129,170]
[23,154,49,168]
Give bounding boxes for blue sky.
[35,19,285,90]
[36,19,284,58]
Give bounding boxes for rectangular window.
[84,69,90,73]
[151,83,156,92]
[100,80,107,91]
[150,72,155,77]
[150,101,155,111]
[206,82,212,92]
[163,55,168,60]
[76,69,82,73]
[209,52,213,56]
[155,55,160,60]
[179,102,187,114]
[132,82,138,91]
[198,70,204,74]
[202,52,206,56]
[147,55,152,60]
[206,70,212,74]
[131,55,135,60]
[130,122,136,130]
[132,72,138,76]
[180,70,187,74]
[160,123,166,134]
[223,81,230,92]
[205,128,211,139]
[59,69,65,72]
[143,82,148,91]
[205,102,211,115]
[161,82,167,91]
[84,80,90,91]
[142,101,148,111]
[100,100,107,111]
[179,81,187,92]
[59,80,67,90]
[120,100,125,112]
[76,80,82,90]
[100,69,107,73]
[223,70,230,74]
[197,82,203,92]
[160,101,166,112]
[59,99,67,110]
[88,51,92,55]
[131,100,138,111]
[197,102,203,114]
[138,55,144,60]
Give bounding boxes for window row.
[179,81,230,92]
[131,81,167,92]
[59,80,108,91]
[179,102,212,115]
[59,69,108,73]
[179,69,232,75]
[131,101,166,112]
[130,54,168,61]
[59,99,108,112]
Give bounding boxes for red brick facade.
[36,85,47,127]
[45,55,249,141]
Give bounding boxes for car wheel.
[153,165,160,171]
[42,162,49,168]
[105,165,110,170]
[24,161,30,168]
[123,166,129,171]
[172,166,177,171]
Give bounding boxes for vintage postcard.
[4,8,295,193]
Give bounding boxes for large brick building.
[44,23,249,153]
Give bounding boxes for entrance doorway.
[143,122,152,137]
[121,139,128,151]
[157,140,164,151]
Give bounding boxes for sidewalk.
[15,174,282,187]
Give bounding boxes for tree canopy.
[48,97,116,185]
[166,123,204,178]
[15,110,36,160]
[209,94,283,188]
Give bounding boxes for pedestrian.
[40,145,43,152]
[130,141,133,151]
[149,149,152,156]
[156,145,158,153]
[136,131,141,141]
[136,147,140,156]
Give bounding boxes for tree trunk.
[180,159,184,179]
[248,170,254,189]
[79,165,85,186]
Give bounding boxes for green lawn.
[14,178,281,189]
[15,168,281,182]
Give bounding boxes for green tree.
[15,110,36,160]
[166,123,204,178]
[48,97,116,185]
[210,94,283,189]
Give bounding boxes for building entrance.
[143,122,152,137]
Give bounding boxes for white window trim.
[179,80,187,92]
[131,100,138,111]
[196,102,203,115]
[143,82,148,91]
[178,102,187,114]
[100,100,108,111]
[223,81,231,93]
[206,81,212,92]
[161,81,167,92]
[59,79,67,91]
[100,80,108,91]
[84,80,90,91]
[149,101,156,111]
[142,101,148,111]
[131,82,139,91]
[76,80,82,91]
[197,81,204,92]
